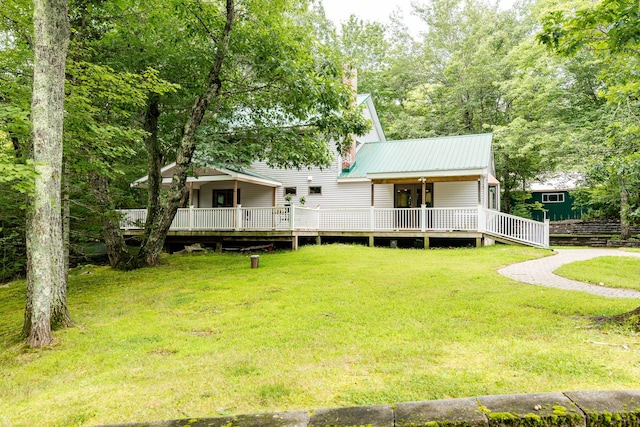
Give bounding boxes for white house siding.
[374,184,394,208]
[198,181,274,208]
[434,181,478,208]
[249,147,379,208]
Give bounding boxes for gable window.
[542,193,564,203]
[284,187,297,196]
[309,186,322,195]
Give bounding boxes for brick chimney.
[342,66,357,171]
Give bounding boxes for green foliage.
[0,182,26,283]
[539,0,640,228]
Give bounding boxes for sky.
[321,0,518,30]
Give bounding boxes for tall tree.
[23,0,71,347]
[81,0,369,268]
[539,0,640,238]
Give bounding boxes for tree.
[79,0,369,268]
[23,0,71,347]
[539,0,640,326]
[539,0,640,239]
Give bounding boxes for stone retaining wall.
[99,390,640,427]
[550,235,610,247]
[550,220,640,236]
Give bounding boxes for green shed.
[527,172,584,222]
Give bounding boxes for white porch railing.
[118,205,549,248]
[481,208,549,248]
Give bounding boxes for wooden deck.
[119,206,549,250]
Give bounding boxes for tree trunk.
[24,0,70,347]
[620,179,631,240]
[92,172,131,269]
[134,0,236,267]
[144,94,162,223]
[51,161,73,329]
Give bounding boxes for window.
[542,193,565,203]
[309,186,322,195]
[213,189,240,207]
[284,187,297,196]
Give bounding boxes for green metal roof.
[339,133,493,179]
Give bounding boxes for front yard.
[1,245,639,426]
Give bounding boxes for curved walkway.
[498,248,640,299]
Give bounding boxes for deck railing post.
[544,218,550,248]
[420,205,426,232]
[370,206,375,231]
[477,205,486,233]
[235,204,242,231]
[189,205,194,231]
[290,205,296,230]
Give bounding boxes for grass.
[2,244,640,426]
[554,256,640,291]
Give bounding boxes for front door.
[394,184,434,229]
[395,185,417,208]
[394,184,418,229]
[394,184,433,208]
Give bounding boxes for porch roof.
[339,133,493,180]
[132,162,282,188]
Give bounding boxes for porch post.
[233,180,238,207]
[420,204,426,232]
[188,182,194,207]
[273,187,277,206]
[371,183,375,206]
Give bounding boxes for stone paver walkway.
[498,248,640,298]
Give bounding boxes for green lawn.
[554,256,640,291]
[2,245,640,427]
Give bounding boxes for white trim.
[542,192,565,203]
[367,169,487,180]
[133,162,281,188]
[336,177,371,183]
[131,162,178,187]
[363,96,386,142]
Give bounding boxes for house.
[527,172,584,222]
[122,94,549,249]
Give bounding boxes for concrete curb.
[98,390,640,427]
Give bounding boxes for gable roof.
[132,162,282,188]
[357,93,385,143]
[339,133,493,179]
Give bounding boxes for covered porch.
[132,162,282,209]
